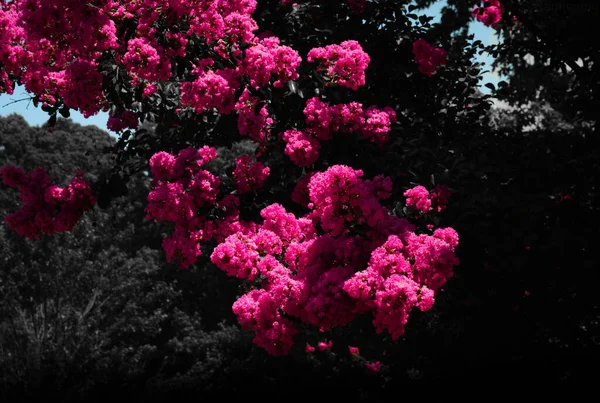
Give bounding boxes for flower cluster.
[106,110,139,133]
[344,230,458,340]
[291,171,316,208]
[1,0,461,364]
[303,97,397,146]
[146,146,221,267]
[412,39,448,77]
[187,0,258,51]
[0,166,96,239]
[472,0,504,27]
[146,145,278,268]
[122,37,172,84]
[307,40,370,90]
[235,88,274,148]
[307,165,390,235]
[244,36,302,89]
[280,129,321,167]
[180,61,240,115]
[404,184,451,214]
[61,60,106,118]
[0,0,268,118]
[365,361,381,373]
[0,0,118,114]
[404,185,431,213]
[204,166,460,355]
[232,155,270,194]
[430,184,451,213]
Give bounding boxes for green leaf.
[287,80,298,94]
[59,106,70,118]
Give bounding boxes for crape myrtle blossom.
[208,165,460,355]
[1,140,459,360]
[303,97,397,146]
[318,340,333,351]
[472,0,504,27]
[0,0,397,152]
[107,109,139,132]
[243,36,302,89]
[0,0,460,362]
[365,361,381,373]
[0,166,96,239]
[1,0,266,118]
[180,59,241,115]
[307,40,371,90]
[235,88,274,149]
[412,39,448,77]
[404,185,431,213]
[404,184,451,214]
[146,146,222,268]
[232,155,270,194]
[145,153,461,355]
[280,129,321,167]
[122,37,172,84]
[430,184,451,213]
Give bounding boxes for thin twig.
[1,97,34,108]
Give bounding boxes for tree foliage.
[1,0,600,398]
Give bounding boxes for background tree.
[409,0,600,385]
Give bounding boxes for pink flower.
[107,110,138,132]
[412,39,447,77]
[430,184,451,213]
[180,68,239,115]
[0,166,26,188]
[123,37,171,82]
[317,340,332,351]
[472,1,504,27]
[365,361,381,373]
[281,130,321,167]
[141,152,461,356]
[307,40,370,90]
[235,89,274,146]
[404,185,431,213]
[243,37,301,89]
[232,155,270,194]
[1,167,96,239]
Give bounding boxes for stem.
[1,97,34,108]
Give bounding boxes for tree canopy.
[1,0,599,399]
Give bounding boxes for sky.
[0,0,501,132]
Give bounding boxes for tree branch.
[502,0,589,84]
[1,97,35,109]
